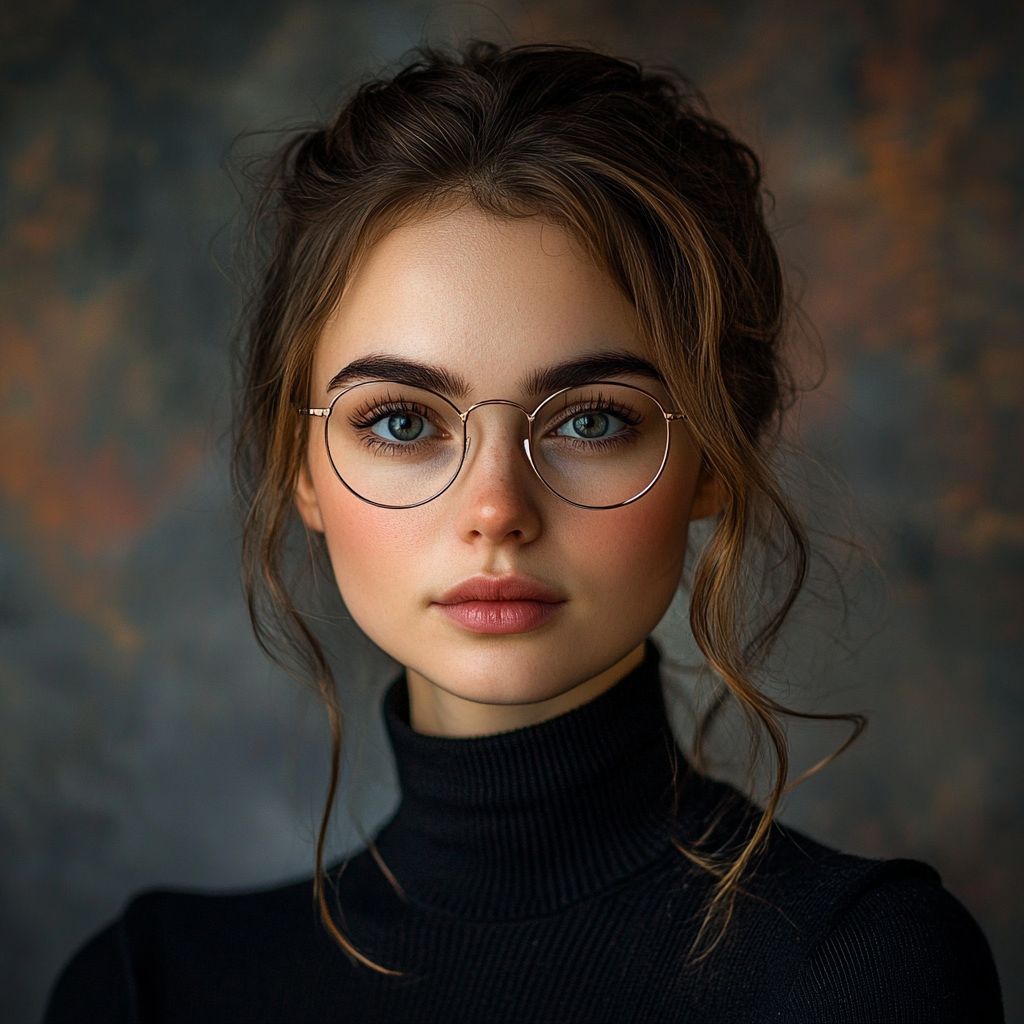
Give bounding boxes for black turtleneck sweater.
[46,646,1002,1023]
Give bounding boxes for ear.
[688,465,726,523]
[294,456,326,533]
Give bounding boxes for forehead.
[313,206,645,400]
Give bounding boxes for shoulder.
[44,917,136,1024]
[44,875,338,1024]
[780,860,1003,1022]
[678,776,1002,1021]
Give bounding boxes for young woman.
[46,43,1002,1022]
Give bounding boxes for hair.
[232,41,863,967]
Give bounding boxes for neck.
[376,641,682,919]
[406,642,647,737]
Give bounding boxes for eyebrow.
[521,352,665,398]
[327,350,665,401]
[328,356,472,399]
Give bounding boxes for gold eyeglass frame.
[299,379,687,511]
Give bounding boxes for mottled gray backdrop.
[1,1,1022,1021]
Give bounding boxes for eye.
[370,412,435,443]
[555,411,626,440]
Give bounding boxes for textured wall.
[1,1,1021,1020]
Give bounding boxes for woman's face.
[296,206,714,735]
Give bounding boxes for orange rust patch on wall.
[0,118,205,649]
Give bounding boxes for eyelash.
[347,400,441,431]
[547,395,643,429]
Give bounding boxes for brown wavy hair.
[232,41,862,967]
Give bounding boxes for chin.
[412,635,611,705]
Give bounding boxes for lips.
[436,575,564,604]
[433,575,566,634]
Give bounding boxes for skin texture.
[295,206,720,737]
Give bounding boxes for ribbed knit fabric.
[372,651,678,920]
[45,645,1003,1023]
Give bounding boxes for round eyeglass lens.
[325,381,466,507]
[528,383,670,507]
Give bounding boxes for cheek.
[309,454,431,629]
[566,488,690,596]
[574,437,695,561]
[324,501,423,604]
[554,449,697,637]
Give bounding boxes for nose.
[450,403,543,547]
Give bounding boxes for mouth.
[432,574,567,635]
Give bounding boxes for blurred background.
[1,0,1021,1019]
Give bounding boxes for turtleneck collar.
[374,642,681,921]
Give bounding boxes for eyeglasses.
[299,379,686,510]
